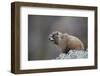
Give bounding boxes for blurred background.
[28,15,88,60]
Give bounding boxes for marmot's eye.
[61,36,64,39]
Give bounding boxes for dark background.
[28,15,88,60]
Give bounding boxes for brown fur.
[49,32,84,53]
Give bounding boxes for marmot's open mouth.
[49,36,54,41]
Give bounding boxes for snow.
[56,50,88,59]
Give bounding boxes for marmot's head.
[49,31,61,44]
[49,31,68,45]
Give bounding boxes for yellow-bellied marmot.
[49,31,84,53]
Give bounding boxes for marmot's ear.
[55,31,60,33]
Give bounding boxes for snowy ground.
[56,50,88,59]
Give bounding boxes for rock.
[56,50,88,59]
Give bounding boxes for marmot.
[49,31,84,54]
